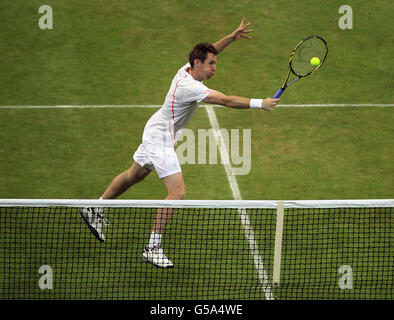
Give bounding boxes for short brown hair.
[189,43,218,68]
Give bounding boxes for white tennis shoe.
[142,245,174,268]
[80,207,109,242]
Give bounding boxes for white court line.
[205,105,274,300]
[0,104,393,109]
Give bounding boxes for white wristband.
[250,98,263,109]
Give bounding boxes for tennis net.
[0,199,392,300]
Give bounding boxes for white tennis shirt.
[142,63,211,147]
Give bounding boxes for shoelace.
[147,244,162,253]
[89,208,110,227]
[96,212,110,227]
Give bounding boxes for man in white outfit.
[81,18,279,268]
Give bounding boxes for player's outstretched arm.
[213,17,253,53]
[204,90,279,111]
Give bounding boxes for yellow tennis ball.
[310,57,320,66]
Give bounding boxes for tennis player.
[81,18,279,268]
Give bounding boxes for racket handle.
[273,88,284,99]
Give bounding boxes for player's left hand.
[230,17,253,41]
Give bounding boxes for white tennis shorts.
[133,141,182,179]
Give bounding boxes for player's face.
[200,53,217,80]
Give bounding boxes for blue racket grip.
[273,88,284,99]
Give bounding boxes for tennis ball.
[310,57,320,66]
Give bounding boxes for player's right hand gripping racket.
[273,35,328,98]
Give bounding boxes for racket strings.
[291,37,327,76]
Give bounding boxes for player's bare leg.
[154,172,185,233]
[143,172,185,268]
[101,162,151,200]
[81,162,151,242]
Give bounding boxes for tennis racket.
[273,35,328,98]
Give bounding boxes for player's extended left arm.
[204,90,279,111]
[213,17,253,53]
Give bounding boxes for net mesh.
[0,200,392,300]
[279,206,393,299]
[291,36,327,76]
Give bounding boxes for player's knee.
[168,186,185,200]
[126,166,149,185]
[135,172,147,183]
[173,191,185,200]
[177,189,185,200]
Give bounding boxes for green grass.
[1,0,393,105]
[217,106,393,200]
[0,0,393,300]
